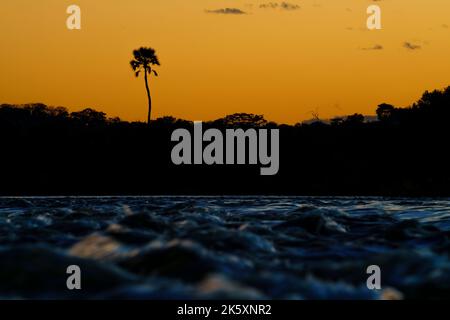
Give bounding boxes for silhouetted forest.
[1,86,450,196]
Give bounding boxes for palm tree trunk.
[144,69,152,125]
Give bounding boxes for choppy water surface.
[1,196,450,299]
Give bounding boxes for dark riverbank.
[1,87,450,196]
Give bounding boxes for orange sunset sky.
[1,0,449,124]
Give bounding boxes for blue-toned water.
[0,196,449,299]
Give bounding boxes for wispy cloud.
[205,8,247,15]
[403,42,421,50]
[259,2,300,11]
[361,44,384,51]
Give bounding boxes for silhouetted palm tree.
[130,47,160,125]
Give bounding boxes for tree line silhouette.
[1,86,449,196]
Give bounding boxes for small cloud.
[260,2,300,11]
[260,2,279,9]
[442,24,449,29]
[281,2,300,10]
[361,44,383,51]
[403,42,421,50]
[205,8,247,15]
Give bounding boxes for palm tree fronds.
[130,60,140,71]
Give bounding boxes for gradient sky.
[1,0,449,123]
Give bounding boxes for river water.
[0,196,449,299]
